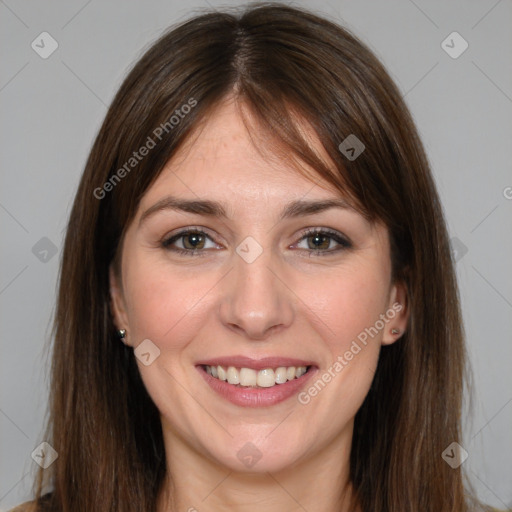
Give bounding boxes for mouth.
[200,364,312,388]
[195,356,318,407]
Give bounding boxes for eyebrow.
[139,195,357,226]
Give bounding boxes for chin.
[205,434,305,474]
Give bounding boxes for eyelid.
[297,226,351,242]
[162,225,217,240]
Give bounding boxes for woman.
[13,3,499,511]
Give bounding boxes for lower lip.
[196,365,318,408]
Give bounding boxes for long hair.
[30,3,485,511]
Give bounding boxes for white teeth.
[274,367,288,384]
[204,364,310,387]
[239,367,257,386]
[217,365,227,381]
[226,366,240,385]
[257,369,275,388]
[296,366,306,377]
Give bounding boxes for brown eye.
[161,229,220,256]
[306,233,331,250]
[182,232,206,250]
[295,228,352,255]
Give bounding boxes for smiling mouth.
[200,364,312,388]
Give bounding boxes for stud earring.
[117,329,127,341]
[391,328,400,335]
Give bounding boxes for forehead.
[138,98,343,213]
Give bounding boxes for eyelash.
[293,228,352,256]
[161,226,352,257]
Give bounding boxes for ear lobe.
[382,280,409,346]
[109,265,129,333]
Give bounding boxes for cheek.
[121,250,215,348]
[300,262,391,356]
[293,268,387,432]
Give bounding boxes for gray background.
[1,0,511,509]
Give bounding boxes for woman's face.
[110,97,407,474]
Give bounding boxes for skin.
[110,96,408,512]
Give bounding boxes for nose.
[218,244,295,340]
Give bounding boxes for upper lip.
[196,356,317,371]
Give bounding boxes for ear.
[381,280,409,346]
[109,264,131,344]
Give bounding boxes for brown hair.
[29,3,488,511]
